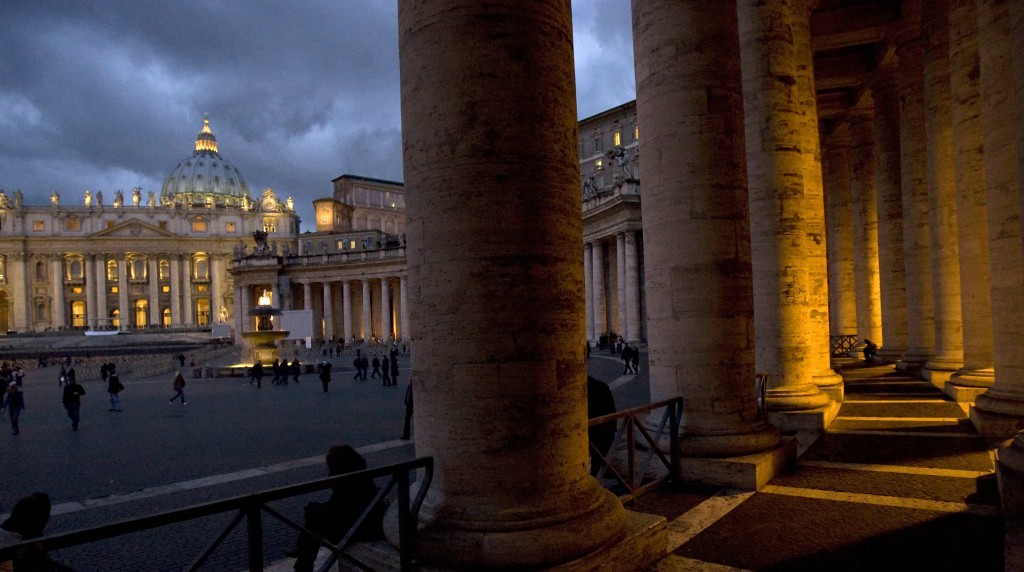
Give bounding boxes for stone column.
[972,0,1024,439]
[381,277,392,341]
[738,0,831,417]
[583,242,594,341]
[792,0,842,397]
[947,0,994,398]
[922,0,965,383]
[624,230,642,343]
[51,257,64,329]
[322,282,334,340]
[170,256,182,326]
[210,256,223,325]
[181,257,193,326]
[361,278,371,341]
[616,232,627,337]
[238,285,250,337]
[94,255,107,327]
[848,115,884,350]
[85,255,97,329]
[896,2,936,372]
[871,65,910,361]
[148,258,160,326]
[823,128,858,342]
[400,275,410,341]
[342,280,353,342]
[395,0,626,566]
[302,282,312,312]
[635,0,781,461]
[591,240,606,336]
[117,257,129,330]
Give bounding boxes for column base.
[896,351,931,373]
[970,405,1024,443]
[945,383,990,403]
[676,439,796,490]
[547,510,666,572]
[945,368,996,402]
[813,370,844,402]
[923,357,962,388]
[768,399,842,433]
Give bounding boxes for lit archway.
[134,299,148,328]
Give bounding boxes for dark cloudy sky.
[0,1,635,229]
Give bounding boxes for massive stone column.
[624,230,642,343]
[380,277,391,341]
[738,0,832,421]
[94,255,107,327]
[616,232,627,339]
[51,258,65,329]
[395,1,626,566]
[947,0,995,399]
[922,0,965,384]
[117,257,129,330]
[972,0,1024,439]
[591,240,607,336]
[181,257,193,326]
[823,129,858,344]
[322,282,334,340]
[583,242,594,341]
[399,275,409,341]
[895,1,936,372]
[342,280,353,342]
[848,114,884,350]
[634,0,781,467]
[792,0,842,398]
[210,256,224,324]
[361,279,371,341]
[170,257,182,326]
[871,66,909,361]
[148,258,160,326]
[85,255,97,329]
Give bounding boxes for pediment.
[89,219,177,239]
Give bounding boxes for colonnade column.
[394,0,626,566]
[971,0,1024,439]
[616,233,626,338]
[342,280,353,342]
[739,0,831,419]
[848,115,884,350]
[947,0,994,398]
[361,279,371,341]
[181,256,193,326]
[85,256,97,329]
[623,230,641,343]
[380,277,392,341]
[210,256,224,323]
[793,0,842,398]
[322,282,334,341]
[583,242,594,341]
[237,286,250,338]
[51,257,65,329]
[148,258,160,326]
[170,257,182,326]
[399,276,409,342]
[117,257,129,330]
[871,65,910,361]
[591,240,606,336]
[823,129,858,345]
[94,255,107,328]
[302,282,312,312]
[921,0,964,383]
[634,0,781,467]
[896,2,936,371]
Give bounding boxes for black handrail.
[0,456,433,572]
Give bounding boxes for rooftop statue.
[50,191,60,206]
[114,190,124,208]
[84,190,92,206]
[132,187,141,206]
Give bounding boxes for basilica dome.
[160,116,251,208]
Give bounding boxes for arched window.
[159,260,170,280]
[107,260,118,281]
[162,308,172,327]
[71,301,86,327]
[110,308,120,329]
[194,256,209,281]
[131,257,146,281]
[35,261,46,281]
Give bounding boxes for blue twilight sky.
[0,1,636,230]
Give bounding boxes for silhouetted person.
[319,362,332,393]
[0,492,52,571]
[62,378,86,430]
[587,376,616,477]
[381,356,391,386]
[864,339,878,363]
[291,359,301,383]
[2,382,25,435]
[389,356,399,386]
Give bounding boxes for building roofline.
[578,99,637,125]
[330,174,405,186]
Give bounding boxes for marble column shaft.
[400,276,409,341]
[94,256,107,326]
[584,242,594,341]
[823,129,858,339]
[51,258,64,328]
[343,280,353,342]
[949,0,995,388]
[322,282,334,340]
[148,258,160,325]
[591,241,607,335]
[361,279,371,340]
[85,256,97,328]
[871,65,910,359]
[381,277,392,340]
[210,256,223,322]
[616,233,627,337]
[849,115,884,347]
[896,2,937,370]
[624,231,641,343]
[634,0,780,455]
[395,0,625,566]
[170,257,182,326]
[117,257,129,329]
[181,257,193,325]
[738,0,830,410]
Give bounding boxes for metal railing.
[829,334,859,357]
[588,396,683,504]
[0,457,433,572]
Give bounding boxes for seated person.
[863,339,879,363]
[0,492,51,572]
[289,445,383,572]
[588,376,617,477]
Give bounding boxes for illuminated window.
[159,221,168,230]
[634,125,639,140]
[337,240,345,250]
[197,284,208,292]
[161,285,170,293]
[194,256,209,280]
[133,299,148,328]
[64,219,81,231]
[192,219,207,232]
[196,299,210,326]
[613,130,621,146]
[105,221,115,229]
[111,286,118,294]
[107,260,118,281]
[130,257,146,280]
[111,308,120,329]
[72,287,82,294]
[226,222,236,233]
[162,308,171,327]
[595,159,603,171]
[0,256,5,283]
[159,260,170,280]
[263,218,277,233]
[71,301,86,327]
[67,257,83,280]
[349,240,356,249]
[33,220,44,232]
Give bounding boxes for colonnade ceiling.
[812,0,901,131]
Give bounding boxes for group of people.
[352,350,401,386]
[0,363,24,387]
[621,343,640,375]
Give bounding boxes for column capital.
[869,63,900,98]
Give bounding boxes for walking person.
[107,372,124,412]
[250,362,264,388]
[13,366,24,387]
[352,355,363,381]
[2,382,25,435]
[319,361,332,393]
[370,356,381,379]
[381,356,391,386]
[272,359,282,385]
[630,347,640,375]
[360,356,370,380]
[621,344,634,374]
[291,359,301,384]
[390,355,399,386]
[62,377,86,430]
[168,371,187,405]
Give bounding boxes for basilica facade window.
[107,260,118,282]
[159,259,170,280]
[66,256,84,281]
[193,255,209,281]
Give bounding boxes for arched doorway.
[196,298,210,326]
[0,290,9,332]
[71,301,86,328]
[134,299,148,328]
[110,308,120,329]
[162,308,172,328]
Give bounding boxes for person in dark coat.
[370,356,381,379]
[587,376,617,477]
[352,356,363,381]
[107,372,124,412]
[319,362,332,393]
[2,382,26,434]
[250,362,264,388]
[389,356,399,386]
[0,492,52,570]
[62,378,86,430]
[381,356,391,386]
[291,359,301,383]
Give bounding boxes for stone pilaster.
[871,65,910,361]
[322,282,334,340]
[381,276,392,341]
[971,0,1024,440]
[181,257,193,326]
[400,275,409,341]
[616,232,627,338]
[117,257,129,330]
[584,242,594,341]
[739,0,832,423]
[342,280,353,342]
[922,0,964,385]
[148,258,160,326]
[361,278,371,341]
[823,128,858,343]
[592,240,607,336]
[51,257,64,329]
[395,1,627,567]
[170,257,181,326]
[948,0,994,400]
[94,255,107,327]
[849,114,884,351]
[634,0,781,468]
[210,256,224,323]
[896,1,936,372]
[624,231,642,343]
[85,255,97,329]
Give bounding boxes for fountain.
[240,290,290,364]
